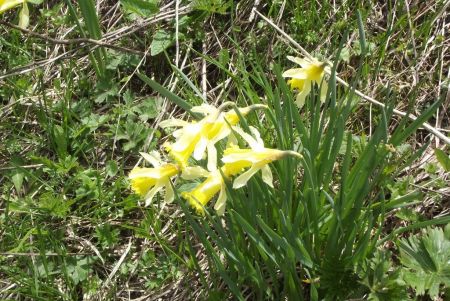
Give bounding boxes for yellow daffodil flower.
[161,103,267,172]
[0,0,23,13]
[182,169,225,215]
[181,159,252,216]
[0,0,29,29]
[283,56,328,108]
[222,127,302,189]
[129,151,180,205]
[183,127,302,216]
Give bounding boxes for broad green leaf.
[11,169,25,193]
[399,227,450,298]
[360,250,408,301]
[389,100,440,146]
[171,64,205,101]
[66,257,95,285]
[150,29,173,56]
[105,160,118,177]
[257,216,313,268]
[192,0,231,14]
[120,0,158,17]
[339,47,351,63]
[78,0,102,39]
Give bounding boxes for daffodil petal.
[233,165,260,189]
[164,181,175,203]
[295,92,307,108]
[139,151,161,167]
[193,136,208,160]
[287,56,311,67]
[144,182,164,206]
[282,68,308,79]
[181,166,209,179]
[184,122,203,135]
[210,125,231,144]
[295,81,311,108]
[226,131,238,147]
[214,184,227,216]
[306,64,325,81]
[159,118,190,128]
[129,168,165,179]
[320,80,328,103]
[231,127,262,151]
[191,104,217,115]
[222,152,253,164]
[171,124,201,152]
[207,142,218,172]
[261,165,273,188]
[172,128,184,139]
[18,2,29,29]
[249,126,264,146]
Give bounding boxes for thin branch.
[0,164,43,171]
[0,252,93,256]
[253,9,450,146]
[0,20,146,56]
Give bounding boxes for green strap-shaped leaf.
[137,73,199,118]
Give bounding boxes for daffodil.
[0,0,29,29]
[283,56,328,108]
[222,127,302,189]
[181,160,251,216]
[161,103,267,172]
[129,151,180,205]
[182,169,225,215]
[183,127,302,216]
[0,0,23,13]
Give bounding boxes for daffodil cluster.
[129,102,302,215]
[0,0,30,29]
[282,56,328,108]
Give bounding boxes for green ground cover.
[1,0,449,300]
